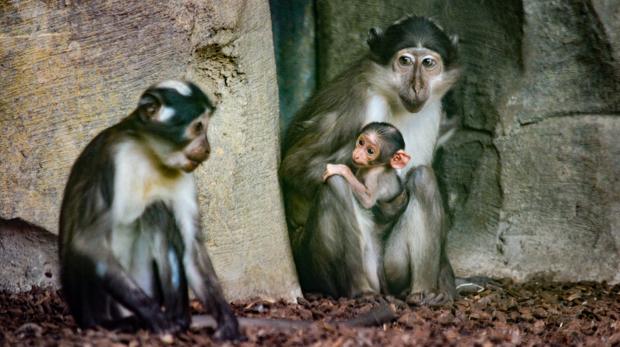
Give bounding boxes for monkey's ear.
[367,27,383,50]
[390,150,411,169]
[137,93,162,121]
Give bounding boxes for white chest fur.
[111,141,198,227]
[363,94,441,173]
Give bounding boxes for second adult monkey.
[281,16,459,304]
[297,122,410,297]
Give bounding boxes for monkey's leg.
[154,246,191,330]
[141,203,192,330]
[60,251,116,329]
[384,165,455,305]
[307,175,378,297]
[186,241,241,340]
[67,233,175,333]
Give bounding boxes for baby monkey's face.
[352,132,380,167]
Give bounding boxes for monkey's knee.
[406,165,434,188]
[324,175,349,194]
[383,247,410,293]
[320,175,354,206]
[405,165,439,201]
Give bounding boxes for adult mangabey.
[280,16,460,305]
[59,80,241,339]
[298,122,410,297]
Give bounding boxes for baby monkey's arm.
[323,164,376,208]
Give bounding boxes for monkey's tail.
[190,301,396,330]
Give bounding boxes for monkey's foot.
[351,289,381,300]
[406,291,453,307]
[213,319,244,341]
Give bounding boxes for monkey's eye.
[194,122,204,133]
[367,148,374,155]
[358,139,364,146]
[398,55,413,66]
[422,57,437,68]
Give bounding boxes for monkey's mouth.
[400,95,425,113]
[182,159,201,172]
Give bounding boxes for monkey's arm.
[372,173,408,222]
[322,164,376,208]
[185,234,241,340]
[280,113,360,201]
[281,140,344,199]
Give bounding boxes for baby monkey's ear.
[390,150,411,169]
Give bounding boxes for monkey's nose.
[187,147,210,163]
[192,151,209,163]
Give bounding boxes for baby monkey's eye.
[194,122,204,132]
[367,148,374,155]
[358,139,364,146]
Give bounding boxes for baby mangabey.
[323,122,411,223]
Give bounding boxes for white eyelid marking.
[157,80,192,96]
[158,106,175,122]
[399,53,416,65]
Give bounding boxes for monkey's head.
[135,80,215,173]
[367,16,459,113]
[353,122,411,170]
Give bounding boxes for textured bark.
[0,1,301,299]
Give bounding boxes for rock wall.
[305,0,620,283]
[0,1,301,299]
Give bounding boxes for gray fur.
[280,18,459,304]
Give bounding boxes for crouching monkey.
[59,80,241,339]
[280,16,460,305]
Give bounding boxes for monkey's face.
[138,80,215,173]
[392,48,444,113]
[178,114,211,172]
[352,133,380,167]
[153,110,212,173]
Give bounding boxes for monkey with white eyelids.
[58,81,397,339]
[59,80,241,339]
[281,16,459,304]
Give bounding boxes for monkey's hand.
[322,163,351,181]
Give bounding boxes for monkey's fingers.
[405,292,424,305]
[322,171,333,181]
[407,292,452,307]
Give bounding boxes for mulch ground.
[1,280,619,346]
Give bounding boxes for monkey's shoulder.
[283,62,373,150]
